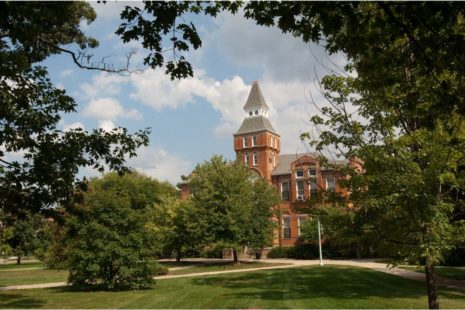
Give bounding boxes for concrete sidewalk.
[1,258,464,292]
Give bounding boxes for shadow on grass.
[0,293,44,308]
[190,266,465,302]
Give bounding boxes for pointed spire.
[243,81,269,110]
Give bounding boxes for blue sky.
[44,1,346,185]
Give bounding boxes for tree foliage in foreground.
[60,172,176,290]
[0,2,150,217]
[187,156,280,262]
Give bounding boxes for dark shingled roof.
[234,116,278,135]
[243,81,270,110]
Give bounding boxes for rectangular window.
[296,170,304,178]
[326,176,336,192]
[253,152,258,166]
[244,153,249,166]
[297,180,305,200]
[282,217,291,239]
[243,137,248,148]
[281,181,290,201]
[308,167,317,179]
[270,136,273,147]
[298,216,307,236]
[309,180,318,196]
[252,135,257,146]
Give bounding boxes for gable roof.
[272,153,349,176]
[234,115,279,135]
[243,81,270,110]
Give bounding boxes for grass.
[166,261,291,275]
[401,266,465,281]
[0,268,68,287]
[0,265,464,308]
[0,262,45,271]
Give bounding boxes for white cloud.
[60,69,74,78]
[80,73,127,99]
[64,122,86,131]
[82,97,142,121]
[99,120,116,132]
[127,146,192,185]
[90,1,142,20]
[211,11,347,83]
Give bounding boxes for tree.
[188,156,279,263]
[62,172,176,290]
[117,2,465,307]
[0,2,150,218]
[6,211,44,264]
[148,196,199,261]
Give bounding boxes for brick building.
[179,81,347,247]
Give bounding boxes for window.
[326,176,335,193]
[281,181,290,201]
[273,153,276,167]
[282,217,291,239]
[244,153,249,166]
[308,167,317,179]
[309,180,318,196]
[252,135,257,146]
[298,216,307,236]
[253,152,258,166]
[297,180,305,200]
[243,137,248,148]
[254,110,259,115]
[249,111,253,116]
[296,170,304,178]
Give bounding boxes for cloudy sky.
[45,1,347,184]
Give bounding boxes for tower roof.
[234,115,279,135]
[243,81,270,110]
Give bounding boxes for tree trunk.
[232,249,239,264]
[16,255,21,265]
[176,250,181,262]
[425,262,439,309]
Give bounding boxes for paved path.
[1,258,464,292]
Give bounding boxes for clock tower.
[233,81,280,181]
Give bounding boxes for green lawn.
[401,266,465,281]
[0,266,464,308]
[0,262,45,271]
[0,267,68,287]
[167,261,290,275]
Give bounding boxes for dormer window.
[254,110,259,115]
[249,111,253,116]
[296,170,304,178]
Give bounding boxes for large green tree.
[117,2,465,307]
[62,172,176,290]
[0,2,150,218]
[188,156,279,262]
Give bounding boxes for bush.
[154,264,169,275]
[287,243,319,259]
[443,247,465,266]
[267,246,289,258]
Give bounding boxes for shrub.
[154,264,169,275]
[443,247,465,266]
[267,247,289,258]
[287,243,319,259]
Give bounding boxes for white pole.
[317,217,324,266]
